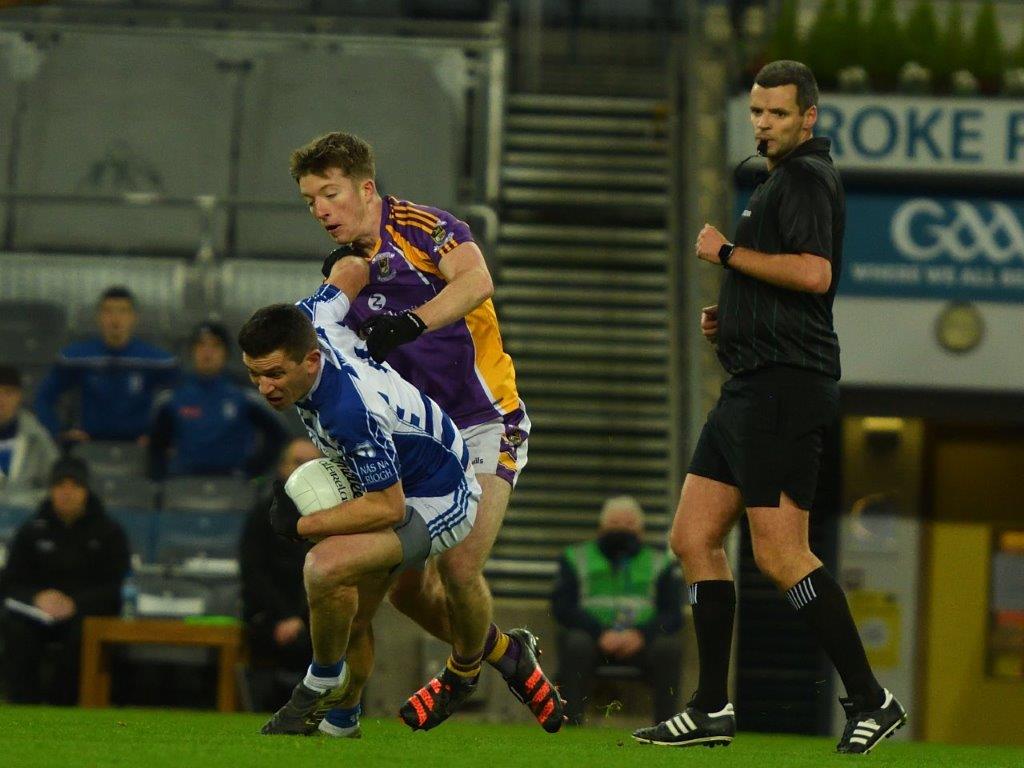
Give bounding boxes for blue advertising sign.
[733,191,1024,303]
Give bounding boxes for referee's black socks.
[688,580,736,713]
[786,567,885,708]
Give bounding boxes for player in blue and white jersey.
[238,277,483,737]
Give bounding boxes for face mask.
[597,531,641,561]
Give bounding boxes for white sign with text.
[728,95,1024,176]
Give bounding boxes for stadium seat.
[162,476,256,513]
[16,363,52,403]
[0,300,68,364]
[0,504,33,545]
[0,504,33,568]
[105,507,160,564]
[73,441,149,480]
[96,476,160,510]
[154,509,247,563]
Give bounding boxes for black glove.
[321,244,361,279]
[359,311,427,363]
[269,480,303,541]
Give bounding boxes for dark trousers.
[245,614,312,712]
[2,613,83,705]
[557,628,682,725]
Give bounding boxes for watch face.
[935,302,984,354]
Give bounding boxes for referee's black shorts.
[688,365,839,510]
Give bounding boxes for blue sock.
[325,704,361,729]
[311,659,344,679]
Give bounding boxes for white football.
[284,458,357,516]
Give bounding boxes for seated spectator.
[552,495,684,725]
[0,457,130,704]
[148,321,287,480]
[0,365,59,498]
[34,286,178,444]
[239,437,319,711]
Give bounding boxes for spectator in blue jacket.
[147,321,287,480]
[34,286,178,444]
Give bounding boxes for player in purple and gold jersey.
[289,132,563,733]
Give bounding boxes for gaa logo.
[368,293,387,311]
[891,199,1024,263]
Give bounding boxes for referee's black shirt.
[716,136,844,380]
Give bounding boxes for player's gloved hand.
[359,311,427,362]
[321,244,357,279]
[269,480,303,541]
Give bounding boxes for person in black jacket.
[239,437,320,711]
[0,456,130,704]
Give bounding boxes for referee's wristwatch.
[718,242,736,270]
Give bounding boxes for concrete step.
[502,166,667,188]
[505,132,667,153]
[503,187,667,207]
[506,113,664,135]
[504,150,668,171]
[500,223,667,245]
[507,92,665,114]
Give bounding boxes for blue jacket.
[148,373,287,478]
[35,338,178,440]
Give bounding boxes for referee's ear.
[802,104,818,133]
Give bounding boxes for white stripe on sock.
[787,576,819,610]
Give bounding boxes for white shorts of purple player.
[461,402,531,488]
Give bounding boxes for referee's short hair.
[290,132,376,182]
[754,60,819,114]
[237,304,318,364]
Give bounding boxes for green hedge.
[754,0,1022,94]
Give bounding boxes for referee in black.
[633,61,906,754]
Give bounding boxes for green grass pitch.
[1,707,1022,768]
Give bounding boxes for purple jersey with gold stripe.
[343,195,520,429]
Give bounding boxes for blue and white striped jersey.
[294,284,474,502]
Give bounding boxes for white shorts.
[396,472,481,571]
[460,403,531,488]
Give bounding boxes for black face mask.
[597,531,642,561]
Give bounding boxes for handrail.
[0,7,505,51]
[0,190,499,263]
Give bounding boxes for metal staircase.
[486,93,675,599]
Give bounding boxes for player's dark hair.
[754,60,819,113]
[238,304,318,364]
[290,132,376,182]
[98,285,136,307]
